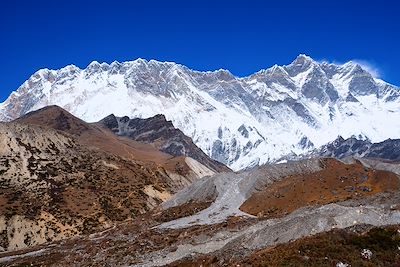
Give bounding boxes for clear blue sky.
[1,0,399,102]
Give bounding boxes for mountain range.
[1,55,400,266]
[309,135,400,161]
[1,55,399,170]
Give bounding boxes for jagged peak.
[87,60,101,67]
[338,61,375,81]
[25,68,58,83]
[251,64,287,77]
[101,113,169,124]
[121,58,189,73]
[132,58,178,66]
[332,135,345,145]
[283,54,319,77]
[140,114,174,126]
[269,64,288,75]
[133,58,148,64]
[151,113,167,120]
[99,113,118,124]
[192,68,235,78]
[103,113,117,119]
[342,61,363,71]
[58,64,81,73]
[31,68,52,77]
[214,68,232,74]
[291,54,315,65]
[85,61,112,73]
[110,60,121,66]
[148,59,175,65]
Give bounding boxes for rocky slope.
[240,158,399,218]
[169,225,400,266]
[98,114,229,173]
[309,136,400,161]
[1,55,399,170]
[159,158,399,229]
[1,158,399,266]
[16,106,224,181]
[0,107,227,252]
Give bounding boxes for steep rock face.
[1,55,399,170]
[98,114,230,173]
[310,136,400,161]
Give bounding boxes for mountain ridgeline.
[310,136,400,161]
[0,55,399,170]
[99,114,229,172]
[1,56,400,266]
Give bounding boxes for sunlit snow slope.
[1,55,399,170]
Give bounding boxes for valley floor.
[1,157,400,266]
[1,191,400,267]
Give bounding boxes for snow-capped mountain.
[1,55,399,170]
[309,136,400,161]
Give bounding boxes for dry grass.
[240,158,399,219]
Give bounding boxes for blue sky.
[1,0,399,102]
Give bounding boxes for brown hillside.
[240,158,399,218]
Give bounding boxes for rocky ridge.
[1,55,399,170]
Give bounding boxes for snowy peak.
[284,54,317,76]
[0,55,399,170]
[310,135,400,161]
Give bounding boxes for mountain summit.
[1,55,399,170]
